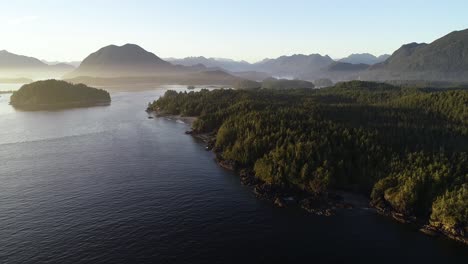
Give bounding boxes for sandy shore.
[164,115,197,126]
[148,111,197,126]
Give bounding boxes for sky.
[0,0,467,63]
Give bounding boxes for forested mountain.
[67,44,176,78]
[367,29,468,81]
[10,79,110,109]
[148,81,467,242]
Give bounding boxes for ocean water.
[0,87,466,263]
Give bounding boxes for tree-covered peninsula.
[148,81,467,243]
[10,80,111,109]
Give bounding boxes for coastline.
[147,110,197,125]
[10,100,111,111]
[147,109,370,214]
[149,110,467,245]
[371,201,468,245]
[214,153,363,215]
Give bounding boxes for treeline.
[148,81,467,236]
[10,79,110,107]
[234,78,315,90]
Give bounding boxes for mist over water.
[0,87,466,263]
[0,83,23,92]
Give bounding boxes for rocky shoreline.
[371,199,468,245]
[179,126,367,217]
[147,109,197,125]
[148,111,467,245]
[216,155,363,216]
[195,128,468,245]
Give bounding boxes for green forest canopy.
[149,81,467,232]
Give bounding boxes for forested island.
[148,81,467,244]
[10,80,111,110]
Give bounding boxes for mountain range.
[166,53,390,81]
[339,53,390,65]
[166,57,252,72]
[64,44,246,86]
[0,50,75,79]
[1,28,468,83]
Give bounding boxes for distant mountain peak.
[402,42,425,48]
[68,43,174,77]
[94,43,159,56]
[339,53,389,65]
[367,28,468,81]
[122,43,140,48]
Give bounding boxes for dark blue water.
[0,87,466,263]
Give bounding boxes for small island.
[10,79,111,110]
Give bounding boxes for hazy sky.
[1,0,467,62]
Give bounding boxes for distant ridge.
[0,50,74,78]
[42,60,81,68]
[168,55,337,81]
[339,53,390,65]
[61,28,468,83]
[167,56,252,72]
[366,29,468,81]
[168,53,387,81]
[255,54,335,79]
[0,50,46,68]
